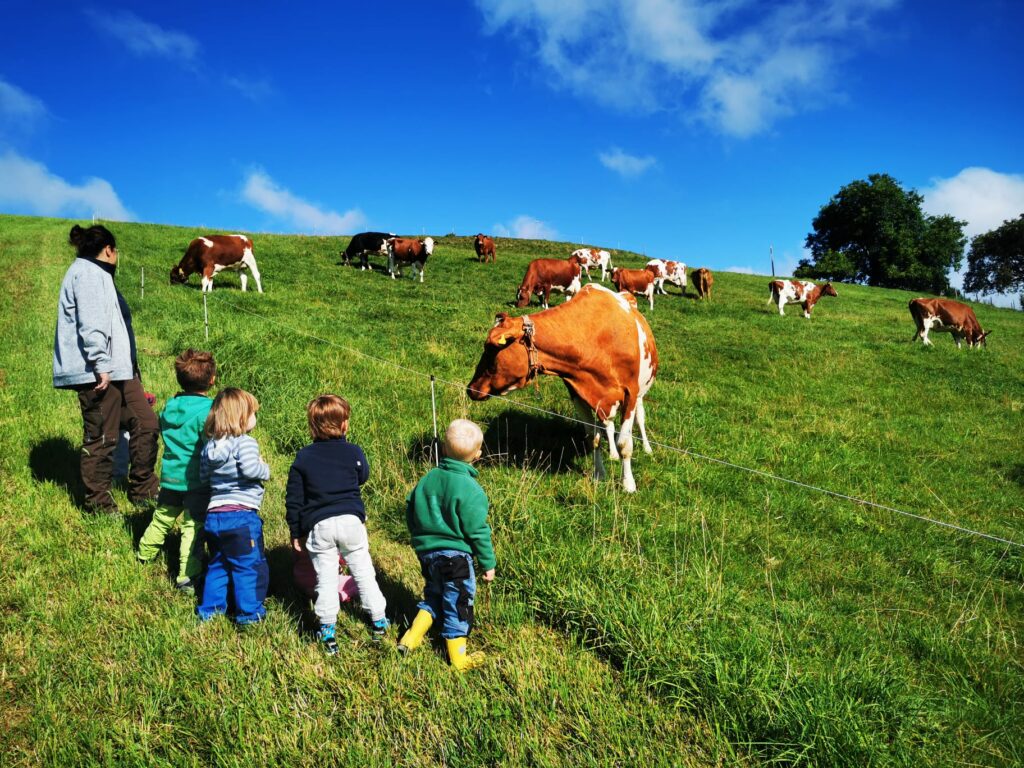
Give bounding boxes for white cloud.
[241,169,366,234]
[224,75,274,102]
[493,215,558,240]
[86,10,198,65]
[599,147,656,177]
[0,151,133,220]
[476,0,897,137]
[922,167,1024,239]
[0,77,47,128]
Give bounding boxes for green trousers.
[137,489,208,584]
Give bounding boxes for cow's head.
[972,329,992,348]
[423,237,435,256]
[515,284,532,308]
[170,265,188,285]
[467,313,531,400]
[823,282,838,297]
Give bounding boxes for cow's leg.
[635,397,652,454]
[778,299,785,316]
[542,286,550,310]
[604,413,620,461]
[242,251,263,293]
[616,408,637,493]
[239,272,248,291]
[201,268,213,292]
[803,302,811,319]
[570,393,605,481]
[418,261,424,283]
[646,285,654,312]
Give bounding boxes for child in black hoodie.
[285,394,388,654]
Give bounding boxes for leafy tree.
[964,214,1024,295]
[796,173,967,294]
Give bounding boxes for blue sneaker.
[371,617,390,642]
[319,623,339,655]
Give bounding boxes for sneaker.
[319,623,339,656]
[175,578,195,595]
[371,617,390,643]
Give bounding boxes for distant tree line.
[795,174,1023,303]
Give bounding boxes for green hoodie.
[159,393,214,491]
[405,458,496,571]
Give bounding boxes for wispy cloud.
[476,0,898,137]
[922,167,1024,239]
[493,215,558,240]
[223,75,274,102]
[0,77,47,129]
[241,169,366,234]
[599,147,656,178]
[86,9,198,66]
[0,150,133,220]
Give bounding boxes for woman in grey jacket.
[53,224,159,514]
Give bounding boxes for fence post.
[430,375,440,466]
[140,266,145,300]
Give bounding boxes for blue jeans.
[197,509,269,624]
[417,549,476,639]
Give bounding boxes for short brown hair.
[205,388,259,439]
[307,394,351,440]
[174,348,216,392]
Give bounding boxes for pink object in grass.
[293,550,357,603]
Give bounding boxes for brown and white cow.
[170,234,262,293]
[645,259,687,295]
[767,279,836,318]
[474,234,496,263]
[909,298,990,348]
[515,255,583,308]
[691,268,713,300]
[571,248,613,281]
[386,236,434,282]
[468,283,658,493]
[612,267,656,311]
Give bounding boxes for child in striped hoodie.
[196,388,271,625]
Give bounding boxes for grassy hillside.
[1,214,1022,767]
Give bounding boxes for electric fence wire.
[203,292,1023,551]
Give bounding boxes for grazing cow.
[341,231,395,270]
[767,279,836,318]
[571,248,613,281]
[474,234,496,263]
[909,298,990,348]
[645,259,687,295]
[467,284,658,493]
[515,256,583,308]
[170,235,262,293]
[612,267,656,311]
[387,236,434,282]
[691,268,714,300]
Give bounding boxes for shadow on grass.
[480,409,588,475]
[29,436,84,509]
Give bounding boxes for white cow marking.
[199,237,214,248]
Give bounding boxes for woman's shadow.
[29,437,84,509]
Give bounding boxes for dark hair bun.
[69,224,116,259]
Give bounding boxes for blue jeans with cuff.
[417,549,477,639]
[197,509,269,624]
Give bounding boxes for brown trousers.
[76,376,159,512]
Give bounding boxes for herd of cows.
[165,231,992,492]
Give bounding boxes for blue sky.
[2,1,1022,298]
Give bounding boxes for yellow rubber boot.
[397,610,433,655]
[446,637,486,672]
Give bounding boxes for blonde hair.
[444,419,483,462]
[307,394,351,440]
[205,387,260,438]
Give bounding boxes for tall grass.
[1,214,1022,766]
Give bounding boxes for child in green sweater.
[398,419,496,671]
[136,349,216,591]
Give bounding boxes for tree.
[796,173,967,294]
[964,214,1024,295]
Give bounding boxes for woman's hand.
[291,537,307,553]
[94,372,111,392]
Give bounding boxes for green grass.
[1,213,1022,766]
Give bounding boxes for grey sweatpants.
[306,515,387,625]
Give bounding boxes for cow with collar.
[468,283,658,493]
[170,235,263,293]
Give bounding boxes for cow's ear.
[493,312,510,328]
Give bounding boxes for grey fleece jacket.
[200,434,271,511]
[53,258,134,388]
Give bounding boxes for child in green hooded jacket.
[398,419,496,671]
[136,350,217,591]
